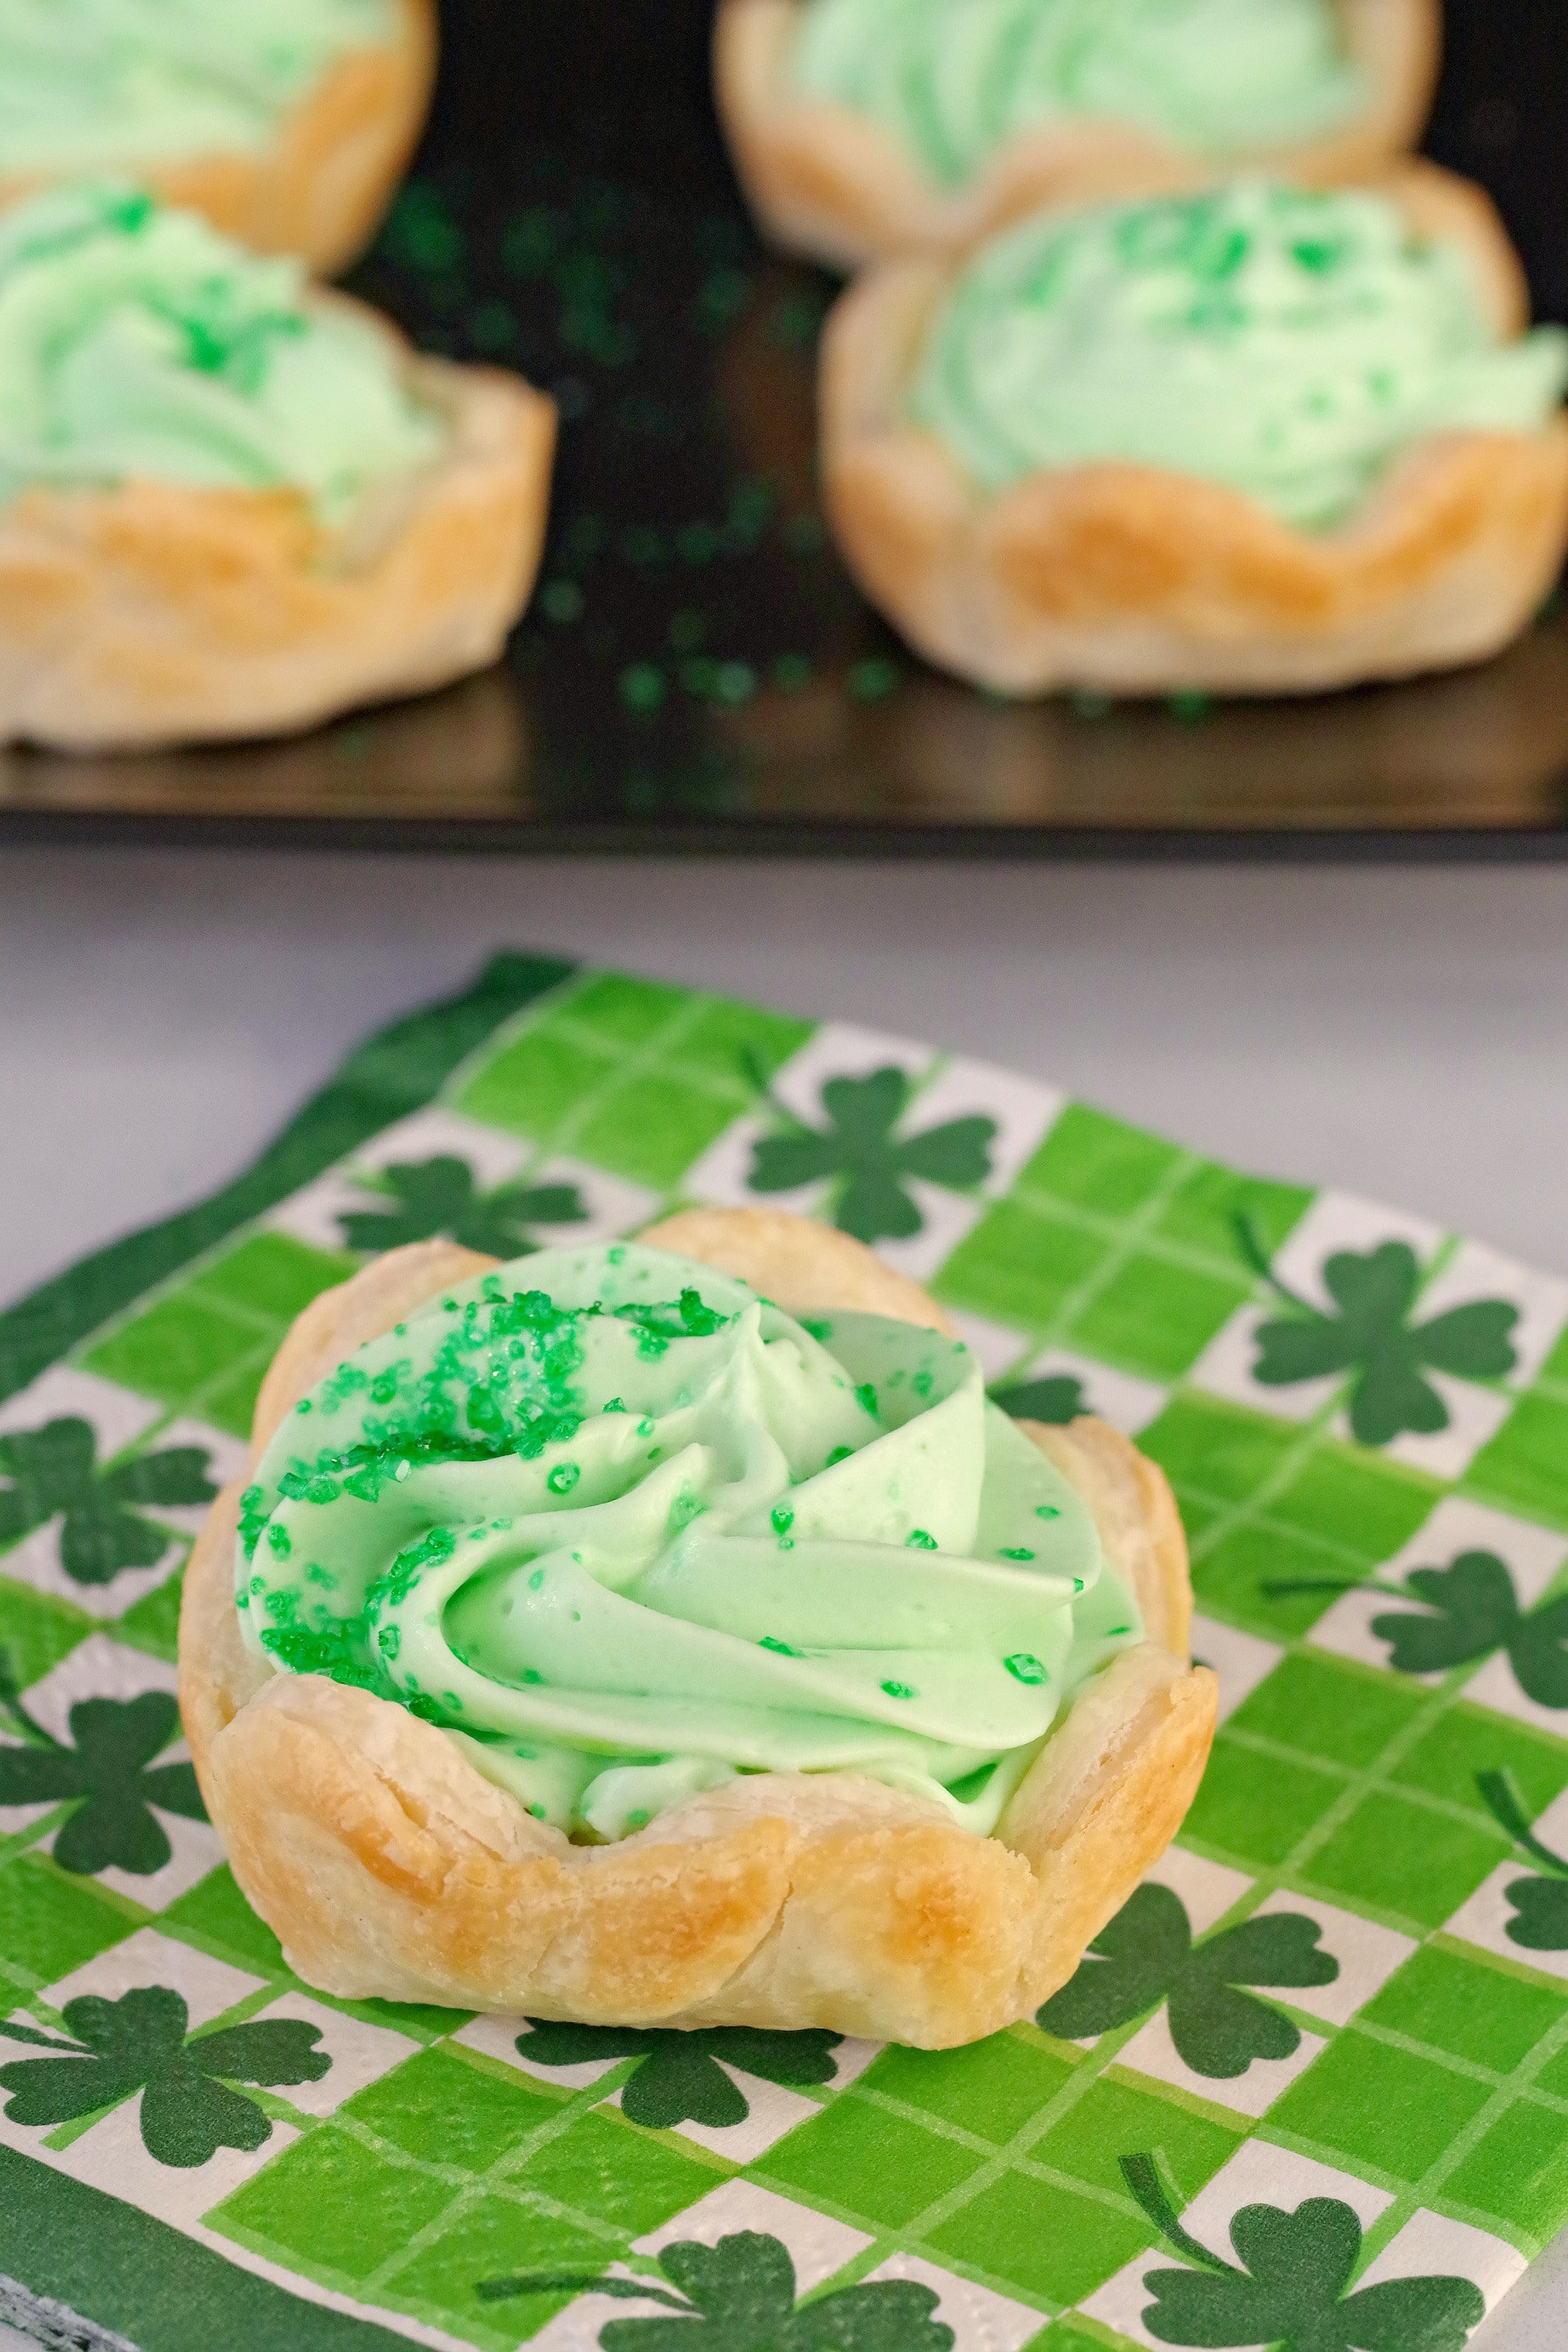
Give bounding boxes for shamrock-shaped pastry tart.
[178,1207,1215,2046]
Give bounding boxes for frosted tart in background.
[0,0,435,275]
[0,185,556,752]
[821,169,1568,698]
[716,0,1439,269]
[178,1209,1216,2049]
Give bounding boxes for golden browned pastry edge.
[0,296,556,752]
[0,0,437,276]
[715,0,1440,269]
[178,1211,1216,2046]
[819,162,1568,698]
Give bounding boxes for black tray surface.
[4,0,1567,858]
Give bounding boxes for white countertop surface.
[1,843,1564,2350]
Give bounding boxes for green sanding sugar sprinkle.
[528,1803,547,1820]
[999,1546,1035,1562]
[905,1529,938,1550]
[771,1504,795,1536]
[528,1568,545,1590]
[761,1635,802,1657]
[856,1384,878,1418]
[1035,1504,1061,1521]
[625,1809,653,1830]
[826,1445,853,1467]
[603,1396,627,1413]
[800,1316,834,1340]
[1004,1654,1048,1685]
[881,1680,917,1700]
[547,1461,581,1495]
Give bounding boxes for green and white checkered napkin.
[2,952,1567,2352]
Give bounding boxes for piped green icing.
[0,184,444,516]
[0,0,393,176]
[239,1241,1141,1841]
[907,181,1568,530]
[791,0,1366,188]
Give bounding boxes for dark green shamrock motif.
[0,1651,206,1876]
[0,1418,217,1586]
[478,2228,955,2348]
[1038,1883,1337,2078]
[1477,1770,1568,1950]
[992,1374,1090,1426]
[1121,2154,1485,2351]
[0,1986,329,2167]
[1236,1219,1518,1448]
[745,1058,996,1245]
[337,1155,588,1258]
[1264,1552,1568,1710]
[517,2020,841,2129]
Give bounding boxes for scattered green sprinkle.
[547,1462,581,1496]
[855,1384,879,1418]
[849,657,900,702]
[1036,1505,1061,1521]
[771,1505,795,1537]
[1004,1654,1048,1686]
[540,579,585,624]
[761,1636,802,1657]
[999,1547,1036,1562]
[905,1529,938,1550]
[881,1680,917,1700]
[620,662,666,714]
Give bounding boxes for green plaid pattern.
[1,953,1564,2351]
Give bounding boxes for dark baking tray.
[4,0,1567,860]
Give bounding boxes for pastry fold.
[716,0,1440,270]
[0,0,437,276]
[180,1213,1216,2046]
[820,164,1568,698]
[0,296,555,752]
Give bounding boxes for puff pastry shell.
[0,294,555,752]
[821,164,1568,698]
[716,0,1440,270]
[0,0,437,277]
[179,1211,1216,2047]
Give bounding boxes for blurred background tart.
[0,0,437,273]
[717,0,1440,268]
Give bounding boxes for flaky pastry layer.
[179,1210,1216,2046]
[0,296,556,751]
[0,0,437,276]
[716,0,1440,270]
[820,163,1568,698]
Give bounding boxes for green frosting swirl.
[0,0,394,176]
[790,0,1367,188]
[907,181,1568,530]
[0,184,444,517]
[237,1243,1141,1842]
